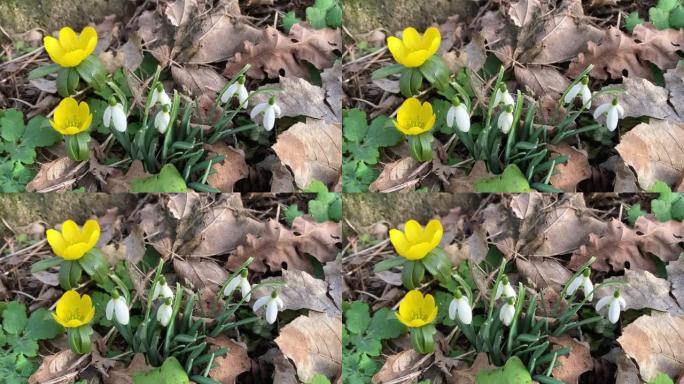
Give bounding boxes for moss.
[0,0,134,34]
[343,0,478,37]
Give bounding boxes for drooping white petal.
[608,299,621,324]
[239,277,252,301]
[114,297,129,325]
[221,83,238,104]
[455,104,470,133]
[619,296,626,310]
[238,85,249,106]
[564,83,582,104]
[498,112,513,134]
[593,103,611,120]
[456,297,472,325]
[158,91,172,107]
[446,106,457,128]
[606,106,618,131]
[595,295,612,311]
[581,85,592,108]
[160,283,173,299]
[494,283,503,300]
[157,304,173,327]
[103,106,113,128]
[566,275,583,296]
[582,278,594,301]
[250,102,268,119]
[112,104,127,133]
[275,297,284,310]
[616,104,625,118]
[151,283,161,301]
[150,90,159,107]
[448,298,458,320]
[106,299,115,321]
[502,282,516,299]
[155,112,171,134]
[273,104,282,117]
[503,91,515,106]
[265,299,279,324]
[252,295,270,312]
[223,276,240,297]
[500,303,515,326]
[493,89,502,107]
[263,106,276,131]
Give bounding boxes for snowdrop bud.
[494,84,515,108]
[446,99,470,133]
[593,98,623,132]
[224,270,251,301]
[157,298,173,327]
[151,84,171,107]
[495,275,516,300]
[253,290,284,324]
[104,98,127,133]
[498,105,514,134]
[250,97,281,131]
[154,105,171,134]
[500,297,516,326]
[595,289,626,324]
[564,76,592,108]
[566,268,594,300]
[105,291,130,325]
[152,276,174,301]
[221,77,250,107]
[448,289,472,325]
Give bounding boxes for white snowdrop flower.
[494,275,516,301]
[223,269,252,302]
[250,96,282,131]
[252,290,284,324]
[498,106,514,134]
[103,98,127,133]
[493,84,515,108]
[446,99,470,133]
[593,98,624,132]
[448,289,472,325]
[566,268,594,301]
[157,298,173,327]
[500,297,516,326]
[151,276,174,301]
[154,105,171,134]
[595,289,626,324]
[221,76,249,107]
[564,76,592,108]
[150,84,171,107]
[105,291,129,325]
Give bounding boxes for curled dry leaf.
[616,119,684,189]
[29,350,82,384]
[603,348,641,384]
[514,65,570,97]
[170,65,227,96]
[272,118,342,189]
[595,269,682,314]
[600,155,638,193]
[515,258,572,292]
[275,312,342,382]
[103,353,152,384]
[225,24,341,80]
[103,160,150,193]
[173,258,229,292]
[260,348,298,384]
[204,143,249,192]
[593,77,681,122]
[226,218,340,273]
[549,335,593,384]
[370,157,423,192]
[100,228,146,265]
[371,349,423,384]
[207,336,251,384]
[446,161,493,193]
[26,157,81,192]
[253,268,340,316]
[667,259,684,309]
[665,63,684,119]
[618,312,684,382]
[548,143,591,192]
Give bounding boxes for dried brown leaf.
[596,269,682,314]
[548,143,591,191]
[207,336,251,384]
[26,157,81,192]
[173,258,228,292]
[549,335,593,384]
[251,76,339,124]
[253,268,340,316]
[594,77,680,122]
[372,349,423,384]
[516,258,572,292]
[205,144,249,192]
[369,157,421,192]
[29,350,83,384]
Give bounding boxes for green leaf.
[22,115,61,148]
[2,302,28,335]
[284,204,305,226]
[343,109,369,143]
[672,198,684,220]
[8,336,38,357]
[281,11,301,33]
[26,308,63,340]
[76,55,106,88]
[27,63,60,80]
[309,373,332,384]
[365,116,402,148]
[133,357,189,384]
[325,4,343,28]
[130,164,188,192]
[476,356,532,384]
[347,142,379,164]
[306,7,329,29]
[344,301,371,335]
[366,307,406,340]
[649,373,675,384]
[650,7,672,29]
[0,109,25,143]
[88,98,110,134]
[657,0,678,12]
[6,145,36,165]
[78,249,110,284]
[670,5,684,28]
[350,333,382,356]
[626,203,647,226]
[474,164,531,193]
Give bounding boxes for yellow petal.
[62,242,91,260]
[397,98,422,127]
[402,50,431,68]
[61,220,81,243]
[389,229,409,256]
[80,294,95,324]
[398,290,423,320]
[56,290,80,320]
[387,36,407,64]
[423,112,436,133]
[401,27,421,50]
[58,27,78,50]
[403,220,423,243]
[404,242,433,260]
[54,98,79,127]
[46,229,67,257]
[58,49,88,67]
[43,36,65,65]
[423,27,441,56]
[78,26,98,57]
[83,220,100,249]
[425,219,443,247]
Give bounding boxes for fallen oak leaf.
[548,143,591,192]
[667,259,684,309]
[173,258,228,292]
[595,269,683,314]
[593,77,681,122]
[369,157,423,192]
[207,336,251,384]
[204,143,249,192]
[29,350,84,384]
[371,349,424,384]
[549,335,593,384]
[26,157,81,192]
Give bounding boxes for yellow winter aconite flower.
[43,26,98,68]
[390,219,443,261]
[396,290,438,328]
[394,98,436,136]
[53,290,95,328]
[50,97,93,136]
[46,219,100,261]
[387,27,441,68]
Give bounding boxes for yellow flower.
[43,26,98,68]
[46,219,100,261]
[390,219,443,261]
[394,98,436,136]
[396,290,438,328]
[52,290,95,328]
[387,27,441,68]
[50,97,93,136]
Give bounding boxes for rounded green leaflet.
[476,356,532,384]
